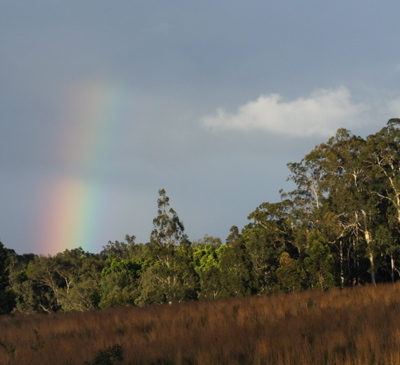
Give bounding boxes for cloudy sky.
[2,1,400,255]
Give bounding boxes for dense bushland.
[1,282,400,364]
[2,121,400,314]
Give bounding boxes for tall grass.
[2,283,400,364]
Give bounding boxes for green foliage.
[99,239,151,308]
[135,189,199,306]
[150,189,187,249]
[101,235,136,258]
[192,237,225,299]
[276,252,307,292]
[218,231,252,299]
[135,245,198,306]
[8,249,105,313]
[0,242,16,314]
[304,231,336,290]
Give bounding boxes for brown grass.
[2,283,400,364]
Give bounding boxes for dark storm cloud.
[1,1,400,253]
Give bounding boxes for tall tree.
[314,129,373,285]
[218,227,252,299]
[136,189,196,305]
[360,120,400,282]
[286,128,383,285]
[150,189,187,250]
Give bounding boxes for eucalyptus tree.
[12,248,105,313]
[313,129,374,285]
[285,146,330,258]
[136,189,197,305]
[284,139,338,286]
[246,200,298,293]
[19,255,62,312]
[362,119,400,281]
[149,189,187,267]
[218,226,253,298]
[285,128,380,285]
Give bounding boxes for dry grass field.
[1,283,400,364]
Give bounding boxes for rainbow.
[36,81,130,255]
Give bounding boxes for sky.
[1,1,400,255]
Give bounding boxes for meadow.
[1,283,400,364]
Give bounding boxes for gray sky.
[1,1,400,255]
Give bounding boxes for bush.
[85,344,124,365]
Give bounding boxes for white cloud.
[201,87,367,137]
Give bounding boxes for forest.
[1,120,400,314]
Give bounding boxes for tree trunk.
[361,211,376,285]
[339,240,344,289]
[368,250,376,285]
[391,254,395,283]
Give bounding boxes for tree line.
[1,120,400,314]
